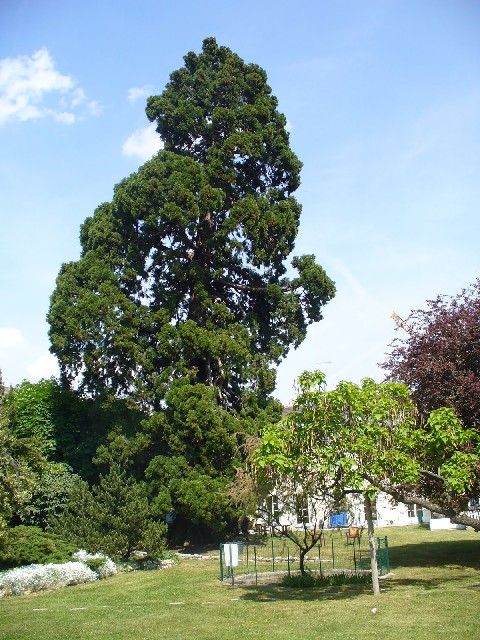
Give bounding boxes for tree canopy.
[384,280,480,433]
[255,372,480,533]
[47,39,335,541]
[49,38,335,411]
[0,395,48,545]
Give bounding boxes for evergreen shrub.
[0,526,76,570]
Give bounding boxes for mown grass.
[0,526,478,640]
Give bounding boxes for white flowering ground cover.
[72,550,117,579]
[0,551,116,597]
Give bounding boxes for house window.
[407,504,416,518]
[296,496,309,524]
[266,495,280,523]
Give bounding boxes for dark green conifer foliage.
[47,38,335,540]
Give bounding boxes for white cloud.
[26,352,59,381]
[0,327,26,351]
[69,87,85,108]
[128,85,153,104]
[53,111,76,124]
[87,100,102,116]
[0,331,60,386]
[0,48,99,125]
[0,328,28,384]
[122,123,163,160]
[328,258,368,299]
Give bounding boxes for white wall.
[429,518,466,530]
[256,492,432,531]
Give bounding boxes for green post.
[318,543,323,578]
[384,536,390,574]
[331,538,335,570]
[229,544,234,586]
[272,539,275,573]
[254,546,258,586]
[246,544,249,573]
[220,544,223,581]
[287,549,291,577]
[377,536,382,575]
[353,547,357,574]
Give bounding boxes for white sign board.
[224,543,239,567]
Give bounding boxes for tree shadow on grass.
[235,583,373,603]
[389,539,480,570]
[384,573,479,591]
[233,571,480,602]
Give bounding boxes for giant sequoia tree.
[49,38,334,409]
[48,39,335,539]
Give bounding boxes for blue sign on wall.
[329,512,348,528]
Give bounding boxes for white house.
[256,491,431,533]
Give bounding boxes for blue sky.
[0,0,479,404]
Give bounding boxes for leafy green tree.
[5,378,144,482]
[52,392,145,482]
[6,379,59,457]
[0,404,46,546]
[256,372,480,563]
[47,39,335,540]
[279,373,422,593]
[1,376,149,553]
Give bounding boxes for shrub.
[84,557,105,572]
[0,526,76,570]
[282,573,316,588]
[282,572,372,589]
[52,465,168,560]
[317,572,372,587]
[19,471,85,529]
[139,520,168,559]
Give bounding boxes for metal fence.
[219,532,390,585]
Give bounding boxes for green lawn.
[0,526,478,640]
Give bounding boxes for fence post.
[229,544,234,586]
[287,548,291,577]
[377,536,382,575]
[220,544,223,581]
[246,544,249,573]
[331,538,335,570]
[384,536,390,574]
[353,546,357,574]
[272,539,275,573]
[254,546,258,585]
